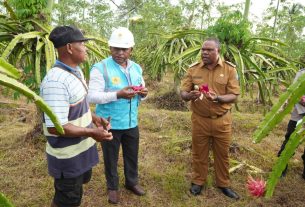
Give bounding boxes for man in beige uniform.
[180,38,240,199]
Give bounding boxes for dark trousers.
[278,120,305,165]
[101,126,139,190]
[53,169,92,207]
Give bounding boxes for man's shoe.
[218,187,240,200]
[125,185,145,196]
[108,190,119,204]
[190,183,202,196]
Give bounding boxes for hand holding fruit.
[203,90,218,102]
[188,90,201,101]
[117,86,136,99]
[132,84,148,97]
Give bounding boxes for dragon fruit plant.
[247,176,266,197]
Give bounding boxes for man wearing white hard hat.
[88,27,148,204]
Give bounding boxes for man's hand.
[181,90,201,101]
[101,116,111,130]
[203,91,218,102]
[137,87,148,97]
[117,86,136,99]
[91,127,113,142]
[92,113,103,127]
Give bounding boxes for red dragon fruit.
[246,176,266,197]
[131,84,144,92]
[199,84,209,93]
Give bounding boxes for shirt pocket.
[192,76,204,87]
[215,76,227,94]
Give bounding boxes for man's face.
[110,47,132,65]
[69,41,87,64]
[201,41,219,65]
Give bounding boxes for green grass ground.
[1,88,305,207]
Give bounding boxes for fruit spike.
[199,84,209,93]
[131,84,144,92]
[246,176,266,197]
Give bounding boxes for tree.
[52,0,115,37]
[257,1,305,59]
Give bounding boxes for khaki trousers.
[191,111,232,187]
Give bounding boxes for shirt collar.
[55,60,80,72]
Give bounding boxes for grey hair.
[204,37,221,49]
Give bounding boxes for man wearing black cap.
[40,25,113,207]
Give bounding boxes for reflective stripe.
[68,110,92,127]
[46,137,96,159]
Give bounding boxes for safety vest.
[93,57,142,129]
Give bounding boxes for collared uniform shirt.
[180,58,240,117]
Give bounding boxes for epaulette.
[225,61,236,68]
[189,62,200,68]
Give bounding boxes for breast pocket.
[215,77,227,94]
[192,76,204,86]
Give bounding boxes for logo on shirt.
[111,77,121,85]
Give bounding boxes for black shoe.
[218,187,240,200]
[190,183,202,196]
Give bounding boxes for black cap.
[49,26,92,48]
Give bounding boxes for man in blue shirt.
[88,27,148,204]
[41,25,113,207]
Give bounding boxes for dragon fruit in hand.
[131,84,144,92]
[199,84,209,93]
[247,176,266,197]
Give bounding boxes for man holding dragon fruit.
[180,37,240,199]
[88,27,148,204]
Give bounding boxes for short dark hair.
[49,26,92,48]
[204,37,221,49]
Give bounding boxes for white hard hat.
[108,27,135,48]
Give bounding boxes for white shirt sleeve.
[87,67,118,104]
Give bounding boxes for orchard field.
[0,0,305,206]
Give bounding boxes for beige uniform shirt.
[180,58,240,117]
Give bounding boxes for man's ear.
[66,43,73,54]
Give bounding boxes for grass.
[1,84,305,207]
